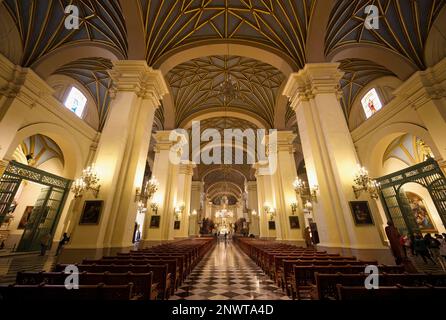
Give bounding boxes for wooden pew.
[336,284,446,300]
[0,283,134,301]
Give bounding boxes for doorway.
[377,158,446,235]
[0,161,71,252]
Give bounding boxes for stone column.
[143,131,183,241]
[396,58,446,162]
[272,131,304,242]
[283,63,387,256]
[189,181,201,236]
[246,181,259,236]
[174,161,196,238]
[68,61,168,249]
[254,161,278,239]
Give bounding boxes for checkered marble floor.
[170,240,290,300]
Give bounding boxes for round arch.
[157,42,295,76]
[207,181,243,195]
[201,167,248,183]
[33,43,122,80]
[362,122,440,177]
[4,123,85,179]
[181,109,268,130]
[193,142,257,166]
[327,44,418,80]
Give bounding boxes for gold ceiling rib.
[2,0,128,67]
[137,0,314,68]
[167,55,285,128]
[326,0,446,70]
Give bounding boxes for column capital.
[394,58,446,109]
[252,161,270,177]
[276,131,296,153]
[179,161,196,176]
[108,60,169,105]
[153,130,182,152]
[283,63,344,110]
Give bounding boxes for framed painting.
[268,221,276,230]
[289,216,300,229]
[349,201,374,225]
[174,220,181,230]
[79,200,103,225]
[150,215,161,228]
[406,192,437,233]
[18,206,34,229]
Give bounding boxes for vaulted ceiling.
[166,55,285,128]
[1,0,445,164]
[137,0,314,68]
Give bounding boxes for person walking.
[55,232,70,256]
[436,234,446,271]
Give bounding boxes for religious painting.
[349,201,374,225]
[289,216,300,229]
[268,221,276,230]
[406,192,437,233]
[150,215,161,228]
[18,206,34,229]
[174,220,181,230]
[79,200,103,225]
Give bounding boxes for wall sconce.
[135,176,159,207]
[174,204,185,221]
[251,210,257,217]
[352,165,380,199]
[263,204,275,220]
[304,200,313,212]
[71,164,101,198]
[290,202,298,215]
[190,209,197,217]
[292,177,318,203]
[150,202,159,215]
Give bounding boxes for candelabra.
[352,165,380,199]
[174,204,185,221]
[135,176,159,208]
[71,165,101,198]
[292,177,318,203]
[290,202,298,215]
[263,204,276,221]
[151,202,159,215]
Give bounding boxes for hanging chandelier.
[219,72,238,103]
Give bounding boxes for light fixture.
[251,210,257,217]
[135,176,159,207]
[263,204,276,221]
[352,165,380,199]
[174,204,185,221]
[71,164,101,198]
[290,202,298,215]
[151,202,159,215]
[292,177,318,203]
[190,209,197,216]
[304,200,313,211]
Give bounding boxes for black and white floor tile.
[169,240,290,300]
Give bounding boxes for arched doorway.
[377,158,446,235]
[0,135,71,252]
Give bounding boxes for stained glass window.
[64,87,87,117]
[361,88,382,119]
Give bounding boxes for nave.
[170,240,290,300]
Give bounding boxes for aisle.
[170,240,290,300]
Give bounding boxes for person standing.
[39,233,51,256]
[385,221,404,265]
[304,227,312,248]
[414,234,436,264]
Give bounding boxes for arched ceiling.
[17,134,65,168]
[166,55,285,128]
[137,0,315,68]
[2,0,128,67]
[326,0,446,70]
[383,134,434,167]
[54,57,113,131]
[338,58,395,119]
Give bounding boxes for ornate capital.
[276,131,296,153]
[283,63,344,111]
[108,60,169,106]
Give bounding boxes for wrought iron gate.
[376,158,446,235]
[0,161,71,251]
